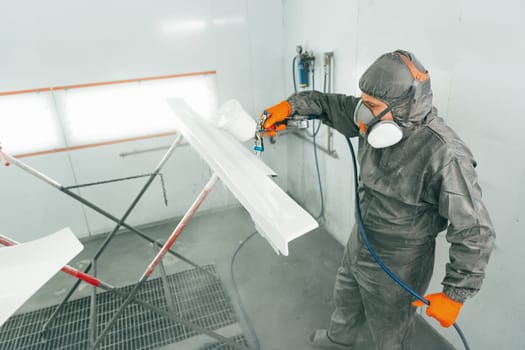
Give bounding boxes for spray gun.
[253,113,313,154]
[253,114,266,154]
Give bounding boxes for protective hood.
[358,50,434,129]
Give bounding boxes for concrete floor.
[18,206,455,350]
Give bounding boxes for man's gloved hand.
[261,124,286,137]
[262,101,292,131]
[412,292,463,328]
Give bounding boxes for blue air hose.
[344,136,470,350]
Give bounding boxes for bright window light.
[0,92,64,154]
[57,74,218,145]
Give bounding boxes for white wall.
[283,0,524,349]
[0,0,286,240]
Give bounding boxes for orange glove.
[261,124,287,137]
[262,101,292,130]
[412,292,463,328]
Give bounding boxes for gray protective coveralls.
[287,51,495,349]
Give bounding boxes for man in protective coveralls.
[262,50,495,350]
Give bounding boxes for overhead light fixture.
[211,17,245,26]
[160,19,207,36]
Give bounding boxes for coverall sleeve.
[435,157,495,303]
[287,91,361,138]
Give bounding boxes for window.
[0,72,218,154]
[56,74,218,145]
[0,92,64,154]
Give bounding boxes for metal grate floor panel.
[0,265,247,350]
[199,334,249,350]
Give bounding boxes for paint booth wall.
[282,0,525,349]
[0,0,286,241]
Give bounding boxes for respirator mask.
[353,98,404,149]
